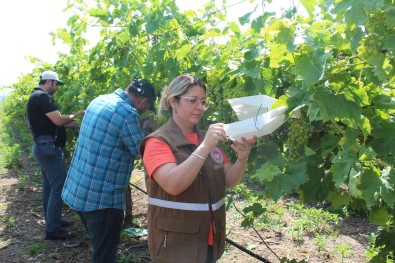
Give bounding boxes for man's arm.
[46,110,85,126]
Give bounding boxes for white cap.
[40,70,64,85]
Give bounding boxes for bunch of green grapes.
[285,118,313,162]
[357,33,385,59]
[350,76,364,88]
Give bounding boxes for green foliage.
[0,109,24,168]
[118,252,141,263]
[16,174,30,191]
[27,242,46,256]
[2,0,395,255]
[286,201,339,245]
[333,244,353,262]
[369,223,395,263]
[0,143,23,168]
[315,233,327,252]
[4,215,15,228]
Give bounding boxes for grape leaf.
[239,11,254,25]
[265,174,294,201]
[330,152,353,188]
[369,206,391,225]
[366,53,388,81]
[358,145,377,161]
[371,121,395,155]
[269,43,291,68]
[385,9,395,27]
[380,167,395,208]
[276,24,296,52]
[313,88,360,126]
[332,0,384,26]
[87,8,108,18]
[300,0,317,18]
[327,189,351,208]
[243,203,267,217]
[241,217,254,228]
[295,49,331,86]
[264,162,308,200]
[348,168,362,198]
[370,253,388,263]
[243,48,261,61]
[251,13,273,33]
[299,160,329,202]
[286,162,309,189]
[372,94,395,110]
[359,117,371,142]
[375,226,395,249]
[251,162,282,183]
[359,168,381,207]
[344,4,367,26]
[339,128,359,151]
[321,135,341,156]
[346,27,364,52]
[383,34,395,50]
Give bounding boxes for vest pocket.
[153,216,200,262]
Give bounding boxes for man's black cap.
[129,79,156,112]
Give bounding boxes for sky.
[0,1,70,87]
[0,0,305,87]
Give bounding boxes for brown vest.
[140,118,226,263]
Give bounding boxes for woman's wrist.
[191,152,206,161]
[195,144,210,158]
[237,156,248,165]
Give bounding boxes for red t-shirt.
[143,133,229,245]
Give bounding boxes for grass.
[27,242,46,256]
[227,182,365,260]
[333,244,353,262]
[4,215,16,229]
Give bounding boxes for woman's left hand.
[231,136,257,163]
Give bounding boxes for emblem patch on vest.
[210,147,224,164]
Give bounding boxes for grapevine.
[2,0,394,260]
[285,118,313,162]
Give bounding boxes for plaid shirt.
[62,89,143,211]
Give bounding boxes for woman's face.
[171,85,207,129]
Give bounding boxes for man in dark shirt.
[27,70,84,240]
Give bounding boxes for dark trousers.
[78,209,124,263]
[32,143,67,233]
[206,245,215,263]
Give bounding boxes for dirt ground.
[0,154,377,263]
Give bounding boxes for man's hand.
[141,117,157,136]
[65,121,80,130]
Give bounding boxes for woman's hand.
[231,136,257,163]
[202,123,227,150]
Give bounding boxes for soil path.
[0,155,376,262]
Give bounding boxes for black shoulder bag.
[34,127,59,158]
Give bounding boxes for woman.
[140,74,256,263]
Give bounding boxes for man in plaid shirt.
[62,79,155,263]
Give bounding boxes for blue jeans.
[78,209,124,263]
[32,142,67,232]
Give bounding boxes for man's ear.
[138,97,149,109]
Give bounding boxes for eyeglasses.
[178,96,211,109]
